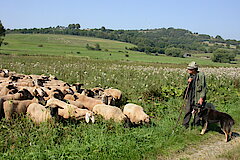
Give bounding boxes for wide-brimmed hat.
[187,61,198,70]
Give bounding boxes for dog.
[193,104,235,142]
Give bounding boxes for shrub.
[38,44,43,47]
[165,47,183,57]
[211,48,236,63]
[86,43,101,51]
[3,42,8,45]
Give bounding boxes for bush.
[165,47,183,57]
[86,43,101,51]
[3,42,8,45]
[38,44,43,47]
[211,48,236,63]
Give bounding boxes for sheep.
[81,89,95,97]
[0,85,18,96]
[103,88,122,106]
[44,89,65,101]
[46,98,94,123]
[44,79,69,87]
[64,94,77,101]
[27,103,58,124]
[70,83,84,93]
[0,69,9,77]
[75,94,104,111]
[14,80,35,87]
[101,93,115,106]
[123,103,150,125]
[104,88,122,100]
[91,87,104,97]
[0,89,34,119]
[65,100,84,109]
[93,104,126,122]
[3,98,39,120]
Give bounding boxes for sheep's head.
[18,89,34,100]
[74,109,95,123]
[85,111,95,123]
[144,115,150,123]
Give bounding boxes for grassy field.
[0,34,239,159]
[1,34,239,66]
[0,54,239,159]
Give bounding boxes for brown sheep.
[75,94,104,111]
[71,83,84,93]
[123,103,150,125]
[46,98,94,122]
[103,88,122,106]
[65,100,84,109]
[0,85,18,96]
[0,89,33,119]
[3,98,38,120]
[27,103,58,124]
[64,94,77,101]
[104,88,122,100]
[44,89,65,101]
[93,104,126,122]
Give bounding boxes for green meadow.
[1,34,239,66]
[0,34,239,159]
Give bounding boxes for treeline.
[7,25,240,57]
[0,21,6,47]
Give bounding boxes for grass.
[218,144,240,160]
[1,34,239,66]
[0,33,239,159]
[0,54,239,159]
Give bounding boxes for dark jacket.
[194,72,207,103]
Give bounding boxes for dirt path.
[166,132,240,160]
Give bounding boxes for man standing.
[183,61,207,128]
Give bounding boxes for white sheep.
[93,104,126,122]
[123,103,150,125]
[27,103,57,124]
[75,94,104,111]
[3,98,39,120]
[46,98,94,123]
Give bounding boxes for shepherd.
[183,61,207,129]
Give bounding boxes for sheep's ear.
[91,115,95,123]
[85,112,90,123]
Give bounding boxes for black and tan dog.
[193,104,235,142]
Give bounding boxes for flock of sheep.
[0,69,150,126]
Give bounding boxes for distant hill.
[7,26,240,57]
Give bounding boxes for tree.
[68,24,76,29]
[75,24,81,29]
[101,26,106,32]
[212,48,236,63]
[0,20,6,47]
[165,47,183,57]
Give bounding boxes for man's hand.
[188,78,193,83]
[198,98,204,105]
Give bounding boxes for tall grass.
[0,54,239,159]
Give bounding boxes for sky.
[1,0,240,40]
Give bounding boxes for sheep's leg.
[85,112,90,123]
[200,122,208,135]
[91,115,95,123]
